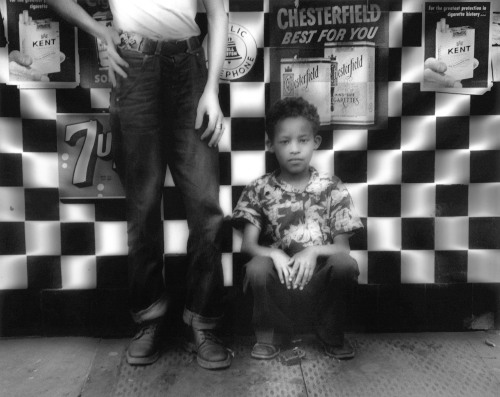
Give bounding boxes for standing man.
[47,0,231,369]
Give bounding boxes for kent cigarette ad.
[422,1,491,92]
[269,0,389,129]
[6,0,78,88]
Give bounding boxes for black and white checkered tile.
[0,0,499,333]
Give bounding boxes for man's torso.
[109,0,200,40]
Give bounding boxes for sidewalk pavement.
[1,332,499,397]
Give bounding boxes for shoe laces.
[195,329,234,357]
[135,322,158,339]
[197,329,220,344]
[144,323,158,334]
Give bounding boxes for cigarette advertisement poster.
[57,114,124,200]
[269,0,389,129]
[492,11,500,81]
[6,0,78,88]
[422,1,492,93]
[77,0,113,89]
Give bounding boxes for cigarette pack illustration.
[93,12,113,69]
[435,18,475,81]
[18,10,60,74]
[325,42,375,125]
[280,58,332,125]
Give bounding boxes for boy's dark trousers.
[109,40,225,327]
[244,252,359,345]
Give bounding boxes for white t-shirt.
[109,0,200,41]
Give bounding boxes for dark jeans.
[244,253,359,345]
[109,43,225,327]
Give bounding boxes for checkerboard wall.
[0,0,499,335]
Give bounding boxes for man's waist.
[118,32,200,56]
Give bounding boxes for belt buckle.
[119,32,142,51]
[166,37,198,55]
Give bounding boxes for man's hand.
[289,247,318,290]
[424,57,479,88]
[269,249,293,289]
[98,27,128,87]
[9,50,49,81]
[195,89,225,147]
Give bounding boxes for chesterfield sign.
[270,0,389,47]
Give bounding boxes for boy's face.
[267,116,322,179]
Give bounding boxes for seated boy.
[232,97,363,360]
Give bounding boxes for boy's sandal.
[321,338,355,360]
[251,343,280,360]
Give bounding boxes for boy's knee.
[325,253,359,282]
[245,256,275,287]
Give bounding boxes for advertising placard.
[77,0,113,88]
[325,41,375,125]
[57,113,124,200]
[268,0,389,129]
[492,11,500,81]
[6,0,78,88]
[422,1,492,93]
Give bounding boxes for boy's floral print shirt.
[232,167,364,256]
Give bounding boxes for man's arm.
[47,0,104,38]
[46,0,127,85]
[197,0,228,146]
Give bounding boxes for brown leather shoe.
[186,328,232,370]
[251,343,280,360]
[320,337,355,360]
[126,321,161,365]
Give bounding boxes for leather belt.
[118,32,200,56]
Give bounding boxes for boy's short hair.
[266,97,321,140]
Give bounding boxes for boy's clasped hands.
[270,247,318,290]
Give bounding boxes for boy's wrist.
[268,247,280,258]
[268,247,286,261]
[306,245,320,258]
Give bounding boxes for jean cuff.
[317,328,344,346]
[131,294,168,323]
[182,308,222,329]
